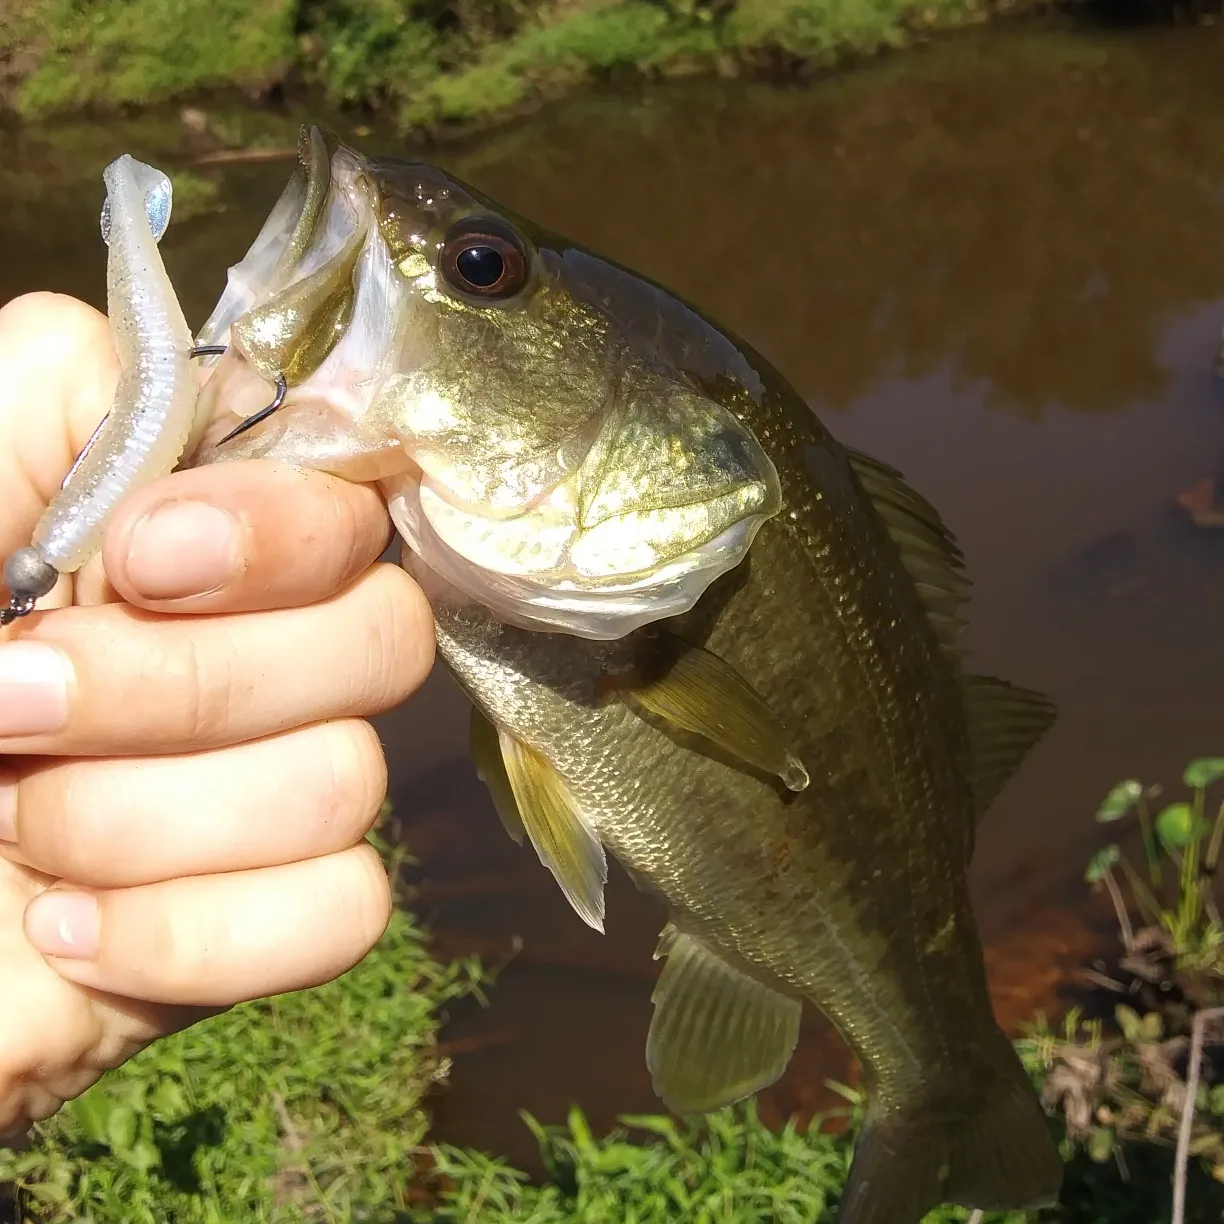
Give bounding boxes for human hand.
[0,292,434,1134]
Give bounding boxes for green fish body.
[194,128,1064,1223]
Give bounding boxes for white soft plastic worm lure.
[2,155,198,623]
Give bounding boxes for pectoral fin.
[469,705,524,845]
[963,674,1057,820]
[618,633,809,792]
[647,925,802,1114]
[497,731,608,933]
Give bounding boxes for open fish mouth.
[192,126,782,639]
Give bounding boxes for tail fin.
[835,1037,1063,1224]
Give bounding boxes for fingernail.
[0,642,71,737]
[0,778,15,842]
[125,501,240,599]
[24,890,99,960]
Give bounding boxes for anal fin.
[647,924,801,1115]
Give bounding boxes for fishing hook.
[3,344,286,626]
[213,369,288,447]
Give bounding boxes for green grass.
[0,903,485,1223]
[0,0,1046,136]
[421,1097,1224,1223]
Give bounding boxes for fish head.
[194,128,782,637]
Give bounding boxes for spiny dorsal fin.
[963,674,1057,820]
[647,924,802,1114]
[844,446,969,657]
[495,729,608,932]
[613,632,808,792]
[469,705,525,845]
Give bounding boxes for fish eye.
[438,219,529,301]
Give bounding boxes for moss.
[11,0,296,114]
[0,0,1059,137]
[722,0,968,58]
[301,0,446,106]
[364,0,1005,133]
[399,2,686,129]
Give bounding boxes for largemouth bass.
[191,127,1064,1223]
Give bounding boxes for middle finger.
[2,718,388,887]
[0,563,433,756]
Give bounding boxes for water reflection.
[1,15,1223,1174]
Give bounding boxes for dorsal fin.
[844,446,969,657]
[963,674,1058,822]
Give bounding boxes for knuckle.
[172,627,244,745]
[344,844,394,947]
[45,766,105,880]
[314,478,384,589]
[354,565,435,711]
[11,760,96,881]
[318,720,388,840]
[139,900,218,990]
[295,848,394,987]
[0,291,93,334]
[0,294,110,375]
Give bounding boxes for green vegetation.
[0,823,487,1223]
[0,0,1033,136]
[420,1094,1224,1222]
[5,764,1224,1221]
[2,0,297,113]
[0,905,484,1222]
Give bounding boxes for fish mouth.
[193,131,407,454]
[193,127,782,639]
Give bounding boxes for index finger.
[0,293,118,566]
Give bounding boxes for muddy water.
[3,17,1224,1173]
